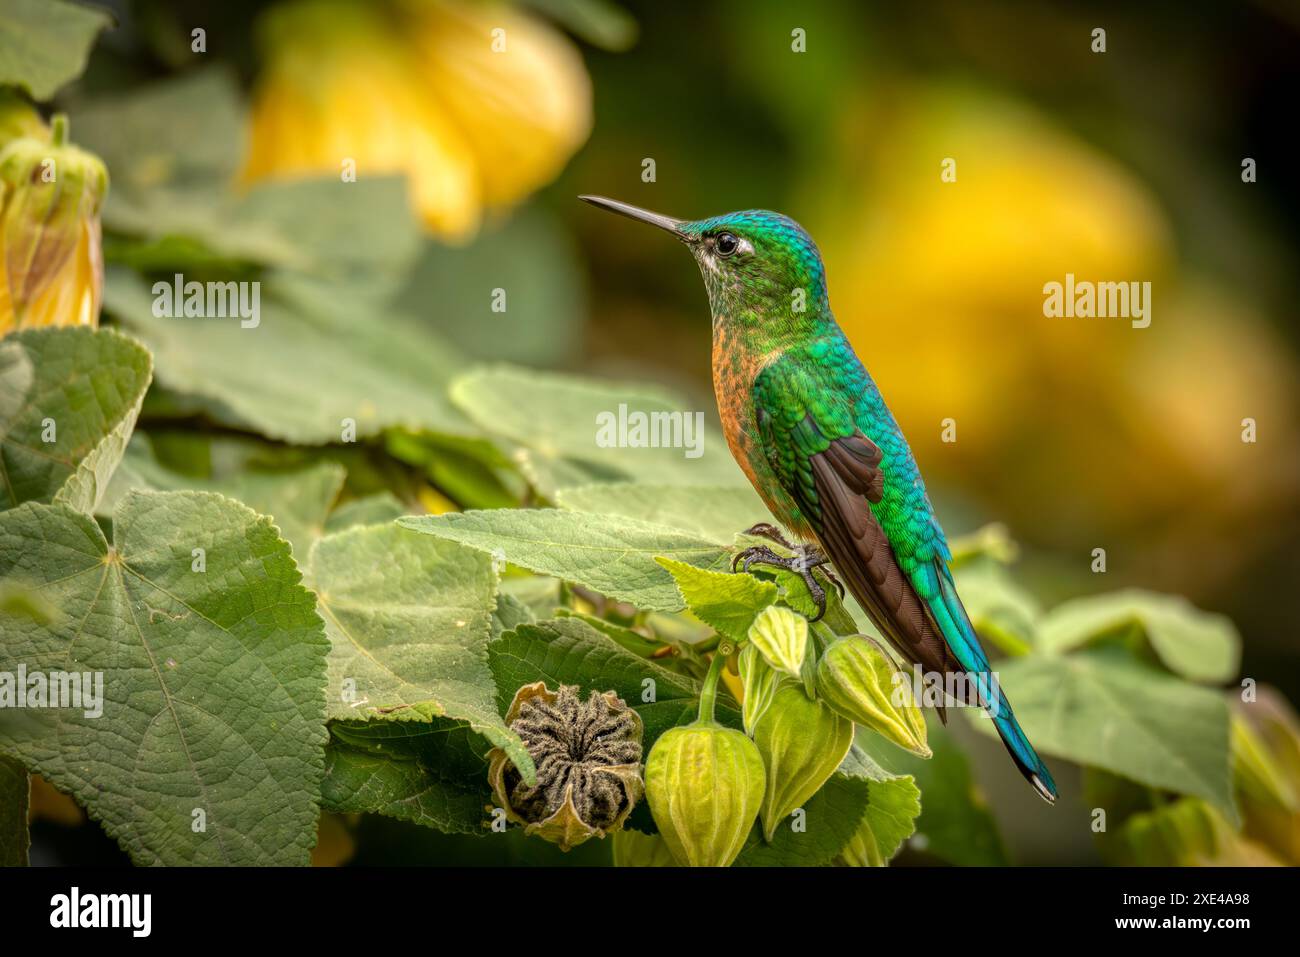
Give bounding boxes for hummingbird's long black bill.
[579,195,686,237]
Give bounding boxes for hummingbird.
[580,195,1058,803]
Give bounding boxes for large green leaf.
[104,270,473,444]
[321,719,493,835]
[101,437,344,560]
[0,328,152,512]
[0,0,112,99]
[0,754,28,866]
[0,490,329,865]
[968,648,1236,817]
[557,482,765,544]
[1036,589,1240,683]
[450,365,745,495]
[392,208,584,366]
[400,508,729,611]
[306,523,533,782]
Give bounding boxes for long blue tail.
[929,564,1058,803]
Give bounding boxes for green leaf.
[733,770,871,867]
[392,207,584,366]
[0,754,29,866]
[0,328,152,512]
[399,508,729,611]
[74,69,244,226]
[305,523,533,784]
[0,0,112,100]
[969,648,1236,818]
[324,492,406,533]
[0,490,329,865]
[554,609,666,657]
[557,482,765,544]
[104,269,473,444]
[1037,589,1240,683]
[856,720,1008,866]
[449,365,745,496]
[102,437,344,559]
[953,561,1039,656]
[492,591,536,639]
[321,719,493,835]
[488,617,703,748]
[655,556,777,643]
[835,745,921,865]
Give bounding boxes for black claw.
[731,532,837,622]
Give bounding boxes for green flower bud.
[0,115,108,335]
[0,92,47,148]
[754,683,853,842]
[487,681,644,851]
[645,721,765,866]
[739,641,783,734]
[816,636,931,757]
[747,603,807,676]
[644,649,765,866]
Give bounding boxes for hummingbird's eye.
[715,232,739,257]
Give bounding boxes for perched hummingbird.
[580,195,1057,803]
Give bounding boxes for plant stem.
[51,114,69,147]
[697,649,727,724]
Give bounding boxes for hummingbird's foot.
[731,535,844,622]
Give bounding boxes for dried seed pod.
[486,681,644,851]
[816,636,930,757]
[645,721,765,867]
[747,603,808,677]
[754,683,854,842]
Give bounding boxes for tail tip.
[1030,773,1057,805]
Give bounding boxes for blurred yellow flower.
[242,0,592,239]
[0,114,107,337]
[811,83,1298,584]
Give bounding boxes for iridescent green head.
[580,196,831,336]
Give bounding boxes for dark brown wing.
[807,435,963,685]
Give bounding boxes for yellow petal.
[405,0,592,208]
[242,0,481,239]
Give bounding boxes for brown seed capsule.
[486,681,644,851]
